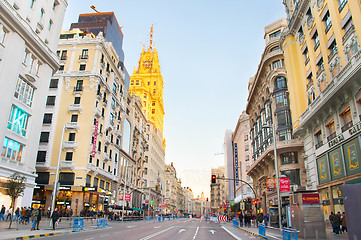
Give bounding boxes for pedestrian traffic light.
[211,175,216,184]
[253,199,258,208]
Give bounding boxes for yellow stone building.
[281,0,361,220]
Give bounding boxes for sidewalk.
[0,218,101,240]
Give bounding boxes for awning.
[108,205,132,210]
[131,207,144,211]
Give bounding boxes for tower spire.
[149,24,153,51]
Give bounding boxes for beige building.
[232,111,254,202]
[0,0,68,208]
[33,28,148,212]
[210,166,227,214]
[246,19,307,215]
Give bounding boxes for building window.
[154,81,156,85]
[280,152,298,165]
[80,49,88,59]
[46,96,56,106]
[152,109,155,114]
[65,152,73,161]
[111,98,115,109]
[36,151,46,162]
[326,120,336,140]
[303,47,310,65]
[272,60,281,70]
[86,175,91,187]
[340,107,352,132]
[274,76,287,90]
[59,65,64,71]
[136,80,139,85]
[7,105,30,137]
[48,19,53,31]
[245,145,249,151]
[278,129,292,141]
[14,76,34,107]
[131,80,134,85]
[277,110,292,126]
[245,155,250,161]
[43,113,53,124]
[281,169,300,186]
[106,182,110,190]
[79,64,86,71]
[275,92,289,108]
[75,80,83,91]
[315,130,323,149]
[313,31,320,50]
[323,11,332,33]
[40,132,50,143]
[113,83,117,94]
[74,97,81,104]
[68,133,75,141]
[99,180,105,189]
[30,0,35,8]
[59,173,74,185]
[93,177,98,187]
[0,25,7,45]
[39,8,45,22]
[60,50,67,60]
[269,30,281,40]
[35,172,49,185]
[338,0,347,12]
[71,114,78,122]
[49,79,58,88]
[2,137,24,162]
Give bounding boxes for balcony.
[60,161,74,169]
[315,141,323,149]
[104,136,111,145]
[78,55,88,63]
[338,0,348,12]
[306,79,314,89]
[342,25,355,44]
[316,65,324,78]
[103,152,110,161]
[341,121,353,132]
[68,104,82,112]
[94,107,101,118]
[115,130,122,137]
[87,163,117,182]
[96,91,102,100]
[307,16,314,30]
[63,141,77,149]
[65,122,79,130]
[327,132,336,142]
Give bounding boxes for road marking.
[221,226,243,240]
[178,229,186,233]
[154,226,161,228]
[185,219,192,223]
[209,230,216,234]
[127,225,135,228]
[83,238,94,240]
[192,226,199,239]
[113,231,122,234]
[139,226,175,240]
[99,234,110,237]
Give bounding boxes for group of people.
[329,211,347,235]
[238,212,268,227]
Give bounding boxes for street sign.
[280,178,290,192]
[145,200,149,204]
[150,200,154,206]
[230,200,235,206]
[240,202,245,210]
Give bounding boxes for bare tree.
[1,173,26,229]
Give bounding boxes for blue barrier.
[283,228,298,240]
[233,219,239,227]
[97,218,109,228]
[168,215,171,220]
[162,216,165,221]
[259,223,266,237]
[158,216,161,222]
[73,218,84,232]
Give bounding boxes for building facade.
[0,0,68,208]
[232,111,254,203]
[210,166,227,214]
[246,18,307,216]
[281,0,361,220]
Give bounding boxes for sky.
[62,0,286,197]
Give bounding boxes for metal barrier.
[97,218,109,228]
[283,228,298,240]
[72,218,84,232]
[259,223,266,237]
[233,219,239,227]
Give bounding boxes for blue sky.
[62,0,286,196]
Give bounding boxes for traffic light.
[211,175,216,184]
[253,199,258,209]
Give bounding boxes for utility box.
[289,191,326,239]
[342,183,361,240]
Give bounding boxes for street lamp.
[263,122,282,229]
[121,164,133,221]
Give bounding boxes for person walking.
[36,207,42,230]
[0,205,5,222]
[341,212,347,233]
[51,208,60,230]
[14,207,20,221]
[30,206,39,231]
[329,212,336,234]
[238,212,244,227]
[5,207,13,221]
[334,212,342,235]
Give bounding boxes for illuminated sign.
[302,193,320,204]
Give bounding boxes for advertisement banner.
[302,193,320,204]
[125,193,131,201]
[266,178,276,191]
[91,120,99,158]
[280,178,290,192]
[317,155,330,184]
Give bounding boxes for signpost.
[240,202,245,210]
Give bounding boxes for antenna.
[90,5,100,13]
[149,24,154,51]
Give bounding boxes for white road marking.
[83,238,94,240]
[192,226,199,239]
[178,229,186,233]
[113,231,122,234]
[154,226,161,228]
[127,225,135,228]
[209,230,216,234]
[221,226,243,240]
[139,226,175,240]
[99,234,110,237]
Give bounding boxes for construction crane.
[90,5,100,13]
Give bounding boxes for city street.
[40,218,256,240]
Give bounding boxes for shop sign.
[317,155,330,184]
[91,120,99,158]
[349,121,361,136]
[280,178,290,192]
[162,203,165,207]
[329,147,345,180]
[343,138,361,176]
[83,187,97,192]
[266,178,276,191]
[235,143,239,186]
[302,193,320,204]
[84,203,90,207]
[291,205,295,219]
[56,201,71,205]
[125,193,131,201]
[59,186,71,191]
[328,134,344,148]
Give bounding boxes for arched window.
[274,76,287,90]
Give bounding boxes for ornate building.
[246,18,307,217]
[281,0,361,220]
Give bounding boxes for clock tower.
[129,25,165,137]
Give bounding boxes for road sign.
[230,200,235,206]
[150,200,154,206]
[240,202,245,210]
[217,215,227,221]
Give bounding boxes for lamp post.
[122,164,133,221]
[263,121,282,229]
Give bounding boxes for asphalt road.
[40,218,259,240]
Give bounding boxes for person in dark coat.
[329,212,336,234]
[334,212,342,235]
[238,213,244,227]
[51,208,60,230]
[341,212,347,233]
[36,207,42,230]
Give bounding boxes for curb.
[14,231,70,240]
[238,227,266,239]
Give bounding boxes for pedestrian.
[329,212,336,234]
[263,213,269,226]
[341,212,347,233]
[334,212,341,235]
[6,207,13,221]
[25,207,30,224]
[0,205,5,222]
[51,208,60,230]
[14,207,20,221]
[238,212,244,227]
[36,207,42,230]
[30,206,39,231]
